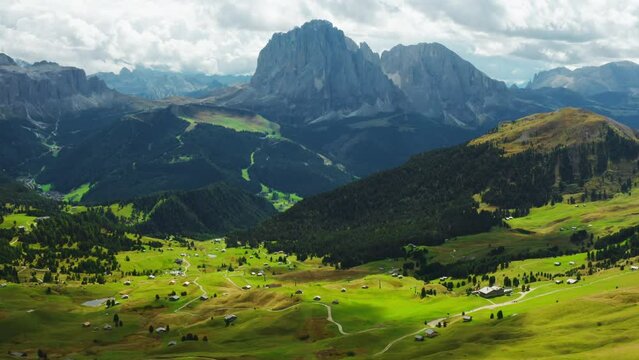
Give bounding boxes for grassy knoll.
[469,108,638,155]
[63,183,92,203]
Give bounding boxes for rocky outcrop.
[0,54,118,121]
[528,61,639,96]
[380,43,508,128]
[228,20,405,124]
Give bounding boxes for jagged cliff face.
[381,43,508,127]
[234,20,405,123]
[0,54,116,121]
[528,61,639,96]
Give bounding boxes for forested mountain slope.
[234,109,639,267]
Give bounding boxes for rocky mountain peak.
[380,42,508,127]
[241,20,404,123]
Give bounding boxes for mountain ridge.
[234,108,639,266]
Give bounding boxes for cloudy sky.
[2,0,638,84]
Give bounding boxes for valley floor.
[1,238,638,359]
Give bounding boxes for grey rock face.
[0,53,116,120]
[239,20,405,123]
[381,43,508,127]
[528,61,639,95]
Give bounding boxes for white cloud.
[1,0,639,83]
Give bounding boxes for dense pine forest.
[232,127,639,268]
[131,183,276,238]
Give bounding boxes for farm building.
[156,327,167,333]
[554,262,561,266]
[361,285,369,289]
[200,295,209,301]
[567,278,579,284]
[169,295,180,301]
[463,315,472,322]
[313,295,321,301]
[82,322,91,327]
[103,324,113,331]
[121,294,129,299]
[555,279,563,284]
[341,288,347,292]
[415,335,424,341]
[631,266,638,271]
[332,299,339,304]
[123,280,131,286]
[295,289,303,294]
[242,285,252,290]
[425,329,438,338]
[168,341,177,347]
[148,275,156,279]
[224,314,237,325]
[183,281,190,287]
[476,286,504,298]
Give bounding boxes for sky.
[2,0,639,84]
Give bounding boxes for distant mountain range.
[528,61,639,96]
[5,19,639,225]
[95,67,251,100]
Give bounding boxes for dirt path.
[315,303,348,335]
[374,285,540,357]
[375,271,631,357]
[224,271,242,289]
[314,302,384,336]
[174,257,207,313]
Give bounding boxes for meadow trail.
[314,303,384,336]
[315,303,348,335]
[174,257,207,313]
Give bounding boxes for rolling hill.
[234,108,639,268]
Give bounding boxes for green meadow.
[63,183,92,203]
[180,109,281,137]
[2,231,638,359]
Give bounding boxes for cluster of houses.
[415,328,439,341]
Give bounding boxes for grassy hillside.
[177,104,281,137]
[470,108,638,155]
[1,232,638,359]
